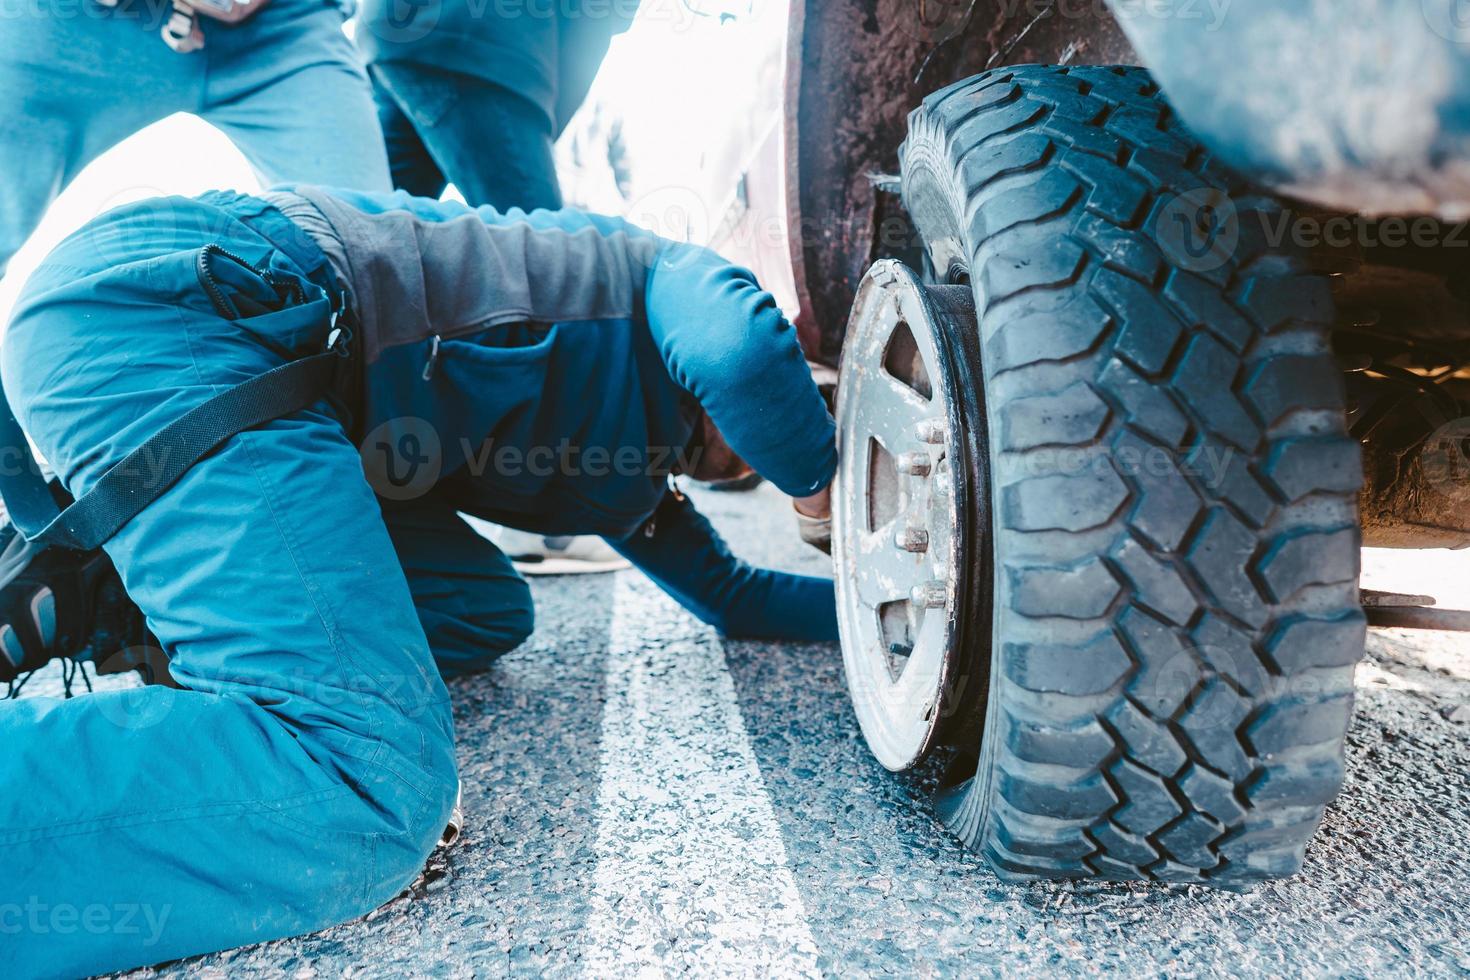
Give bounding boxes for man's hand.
[794,486,830,520]
[793,486,832,555]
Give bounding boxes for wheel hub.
[833,261,979,771]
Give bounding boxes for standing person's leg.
[369,66,450,199]
[0,196,455,976]
[380,498,535,677]
[0,6,194,276]
[553,9,636,136]
[370,63,563,210]
[201,0,391,190]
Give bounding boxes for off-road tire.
[900,65,1365,883]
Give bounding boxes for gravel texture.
[17,482,1459,977]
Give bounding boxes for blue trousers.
[363,0,629,211]
[0,197,512,976]
[0,184,836,974]
[0,0,390,278]
[372,64,564,211]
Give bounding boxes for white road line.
[583,573,823,978]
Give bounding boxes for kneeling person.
[0,187,837,976]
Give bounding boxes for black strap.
[0,349,341,552]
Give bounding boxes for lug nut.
[895,527,930,553]
[910,581,947,608]
[915,418,946,444]
[896,452,931,477]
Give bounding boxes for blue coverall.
[0,187,837,976]
[0,0,390,278]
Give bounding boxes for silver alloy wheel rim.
[833,260,970,772]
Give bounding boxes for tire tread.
[900,65,1363,884]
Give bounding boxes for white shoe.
[439,782,464,848]
[494,529,630,576]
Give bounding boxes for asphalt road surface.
[21,483,1467,977]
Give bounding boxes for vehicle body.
[559,0,1470,884]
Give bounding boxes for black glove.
[0,517,158,691]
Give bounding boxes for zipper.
[422,334,442,381]
[195,243,307,319]
[643,476,686,538]
[195,244,242,318]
